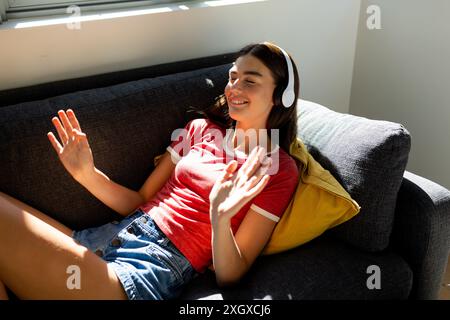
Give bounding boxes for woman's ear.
[272,84,284,107]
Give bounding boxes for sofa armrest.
[391,170,450,299]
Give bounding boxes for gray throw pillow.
[297,99,411,251]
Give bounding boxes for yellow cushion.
[262,138,361,255]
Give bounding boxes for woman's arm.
[76,168,145,217]
[209,146,273,286]
[48,109,176,217]
[77,151,175,217]
[138,151,176,203]
[211,207,276,286]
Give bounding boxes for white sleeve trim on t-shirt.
[250,204,280,222]
[166,146,181,164]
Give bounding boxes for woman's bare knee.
[0,193,127,299]
[0,211,126,300]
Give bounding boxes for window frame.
[7,0,182,8]
[1,0,200,21]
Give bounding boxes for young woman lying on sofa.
[0,42,300,300]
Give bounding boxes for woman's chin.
[228,109,243,121]
[228,104,247,116]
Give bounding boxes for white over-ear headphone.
[262,42,295,108]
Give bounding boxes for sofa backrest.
[0,63,231,229]
[0,58,411,253]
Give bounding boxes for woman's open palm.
[209,146,272,225]
[47,109,94,181]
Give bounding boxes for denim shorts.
[72,208,198,300]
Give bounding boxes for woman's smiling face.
[225,54,277,129]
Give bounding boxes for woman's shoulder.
[187,118,224,131]
[275,147,301,177]
[186,117,207,128]
[262,148,300,192]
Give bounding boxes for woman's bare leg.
[0,191,73,237]
[0,192,127,300]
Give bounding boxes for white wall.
[350,0,450,189]
[0,0,360,113]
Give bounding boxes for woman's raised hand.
[209,146,272,226]
[47,109,95,182]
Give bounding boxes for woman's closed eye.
[228,77,255,84]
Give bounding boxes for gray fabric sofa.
[1,53,449,300]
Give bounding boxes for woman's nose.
[229,79,243,92]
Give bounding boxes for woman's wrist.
[74,166,99,185]
[210,208,231,230]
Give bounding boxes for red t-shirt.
[139,118,299,272]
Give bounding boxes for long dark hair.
[191,42,300,153]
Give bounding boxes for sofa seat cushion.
[297,100,411,252]
[179,234,413,300]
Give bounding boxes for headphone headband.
[262,42,295,108]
